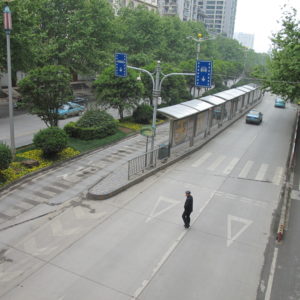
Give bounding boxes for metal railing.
[128,148,160,180]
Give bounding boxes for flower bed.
[0,147,80,187]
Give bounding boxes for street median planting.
[64,109,117,140]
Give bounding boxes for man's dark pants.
[182,210,192,227]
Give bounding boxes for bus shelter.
[157,99,212,149]
[200,95,227,129]
[213,88,247,118]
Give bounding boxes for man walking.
[182,191,193,228]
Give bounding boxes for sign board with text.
[195,60,213,88]
[115,53,127,77]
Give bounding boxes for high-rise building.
[158,0,237,38]
[234,32,254,49]
[109,0,158,15]
[158,0,205,22]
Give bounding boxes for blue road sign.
[195,60,213,88]
[115,53,127,77]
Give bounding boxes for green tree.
[94,66,144,120]
[258,9,300,102]
[18,65,72,127]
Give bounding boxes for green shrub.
[77,109,116,128]
[64,109,117,140]
[0,143,12,170]
[33,127,68,156]
[64,122,77,137]
[132,104,153,124]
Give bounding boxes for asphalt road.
[0,101,131,147]
[0,94,297,299]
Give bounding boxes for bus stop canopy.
[157,99,212,120]
[200,95,226,105]
[181,99,213,111]
[237,86,253,92]
[214,90,242,101]
[222,88,246,97]
[243,85,256,90]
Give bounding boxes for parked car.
[57,102,85,119]
[275,98,286,108]
[246,110,263,125]
[73,97,88,106]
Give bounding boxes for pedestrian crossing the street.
[191,152,284,185]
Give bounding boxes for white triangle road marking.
[146,196,180,223]
[227,215,253,247]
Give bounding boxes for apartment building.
[109,0,158,15]
[158,0,237,38]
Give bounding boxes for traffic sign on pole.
[115,53,127,77]
[195,60,213,88]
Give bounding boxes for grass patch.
[67,128,130,153]
[119,119,165,131]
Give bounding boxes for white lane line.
[132,192,215,300]
[223,157,240,175]
[207,155,226,171]
[255,164,269,181]
[192,152,212,168]
[264,247,278,300]
[239,160,254,178]
[272,167,284,186]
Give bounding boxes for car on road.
[58,102,85,119]
[73,97,88,106]
[275,98,286,108]
[246,110,263,125]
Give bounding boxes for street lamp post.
[128,62,194,154]
[3,3,15,156]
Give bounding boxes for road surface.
[0,94,297,299]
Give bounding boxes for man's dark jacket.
[184,195,193,213]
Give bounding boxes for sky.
[234,0,300,53]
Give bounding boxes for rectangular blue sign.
[115,53,127,77]
[195,60,213,88]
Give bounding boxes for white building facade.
[109,0,158,15]
[158,0,237,38]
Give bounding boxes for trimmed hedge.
[64,110,117,140]
[0,143,12,170]
[33,127,68,156]
[133,104,153,124]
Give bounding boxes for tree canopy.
[256,9,300,102]
[18,65,72,127]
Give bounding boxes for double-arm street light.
[128,62,194,153]
[3,1,15,156]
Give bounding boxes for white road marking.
[51,220,82,237]
[192,152,212,168]
[239,160,254,178]
[133,192,215,299]
[272,167,284,186]
[207,155,226,171]
[227,215,253,247]
[264,247,278,300]
[255,164,269,181]
[223,157,240,175]
[23,238,57,256]
[146,196,180,223]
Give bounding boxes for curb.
[276,109,299,242]
[87,100,263,200]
